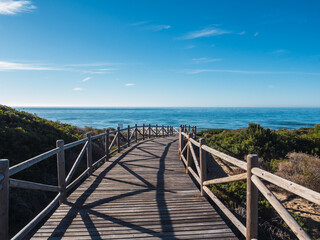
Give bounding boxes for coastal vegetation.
[0,105,108,236]
[198,123,320,239]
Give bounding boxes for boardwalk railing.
[0,124,174,240]
[179,125,320,240]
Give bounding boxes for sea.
[16,107,320,131]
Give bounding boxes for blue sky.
[0,0,320,107]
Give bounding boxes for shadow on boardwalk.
[32,137,237,240]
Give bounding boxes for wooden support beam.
[246,154,258,240]
[156,124,158,137]
[86,133,93,176]
[251,175,311,240]
[117,127,121,152]
[142,124,145,140]
[56,140,66,204]
[200,138,207,196]
[0,159,9,240]
[65,141,88,184]
[186,134,190,174]
[135,124,138,142]
[148,124,151,138]
[203,173,247,186]
[105,129,109,163]
[127,125,130,147]
[9,179,61,192]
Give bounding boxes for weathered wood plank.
[31,136,237,239]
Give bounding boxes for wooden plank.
[9,179,61,192]
[9,147,61,176]
[12,193,61,240]
[246,154,258,240]
[0,159,9,240]
[203,186,246,237]
[31,136,237,240]
[252,167,320,205]
[251,175,311,240]
[189,142,200,176]
[65,141,88,184]
[203,173,246,186]
[202,145,247,170]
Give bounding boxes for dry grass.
[276,152,320,192]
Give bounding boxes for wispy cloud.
[142,25,171,31]
[66,62,119,67]
[82,77,91,82]
[0,61,59,71]
[180,26,231,40]
[125,83,135,87]
[185,68,320,76]
[268,85,276,89]
[131,21,171,31]
[192,58,221,64]
[0,60,119,74]
[73,88,83,91]
[254,32,259,37]
[238,31,246,35]
[130,20,150,26]
[0,0,36,15]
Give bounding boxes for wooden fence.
[178,125,320,240]
[0,124,174,240]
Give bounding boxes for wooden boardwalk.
[32,136,237,239]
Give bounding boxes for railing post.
[148,124,151,138]
[200,138,207,196]
[142,124,145,140]
[135,124,138,142]
[246,154,259,240]
[188,125,190,133]
[156,124,158,137]
[56,140,66,204]
[167,126,169,136]
[86,133,93,175]
[117,127,121,152]
[194,126,197,139]
[0,159,9,240]
[127,125,130,147]
[162,125,164,136]
[179,126,182,156]
[186,133,190,174]
[105,129,109,163]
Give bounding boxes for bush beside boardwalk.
[0,105,108,237]
[198,124,320,239]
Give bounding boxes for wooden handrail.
[178,125,319,240]
[2,123,174,240]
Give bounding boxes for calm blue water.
[16,107,320,130]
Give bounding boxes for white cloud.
[0,0,36,15]
[185,69,320,75]
[0,61,59,71]
[143,25,171,31]
[125,83,135,87]
[238,31,246,35]
[268,85,276,89]
[130,20,150,26]
[0,60,119,74]
[181,27,231,40]
[82,77,91,82]
[254,32,259,37]
[73,88,83,91]
[192,58,221,64]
